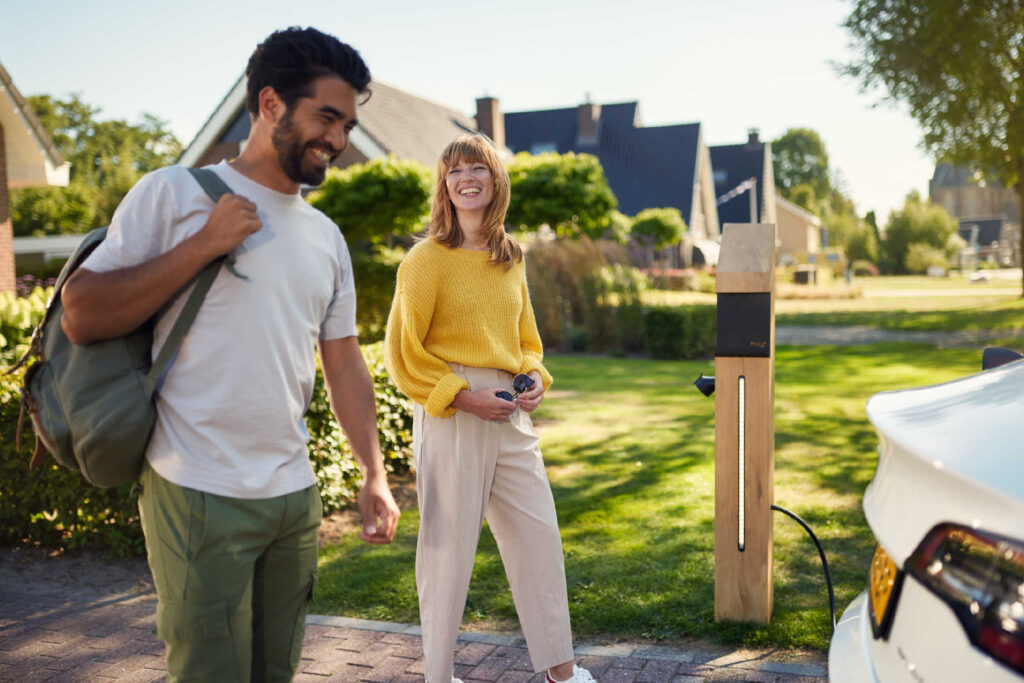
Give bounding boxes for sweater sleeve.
[517,267,553,391]
[384,257,470,418]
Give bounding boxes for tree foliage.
[307,156,433,342]
[11,94,182,236]
[840,0,1024,288]
[630,207,687,250]
[307,156,432,246]
[506,152,617,237]
[880,191,960,273]
[772,128,832,203]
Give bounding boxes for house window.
[530,142,558,154]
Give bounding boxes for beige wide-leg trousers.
[414,364,575,683]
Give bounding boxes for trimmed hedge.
[0,289,412,556]
[643,305,716,360]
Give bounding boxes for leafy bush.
[905,242,949,274]
[306,342,413,512]
[0,290,413,555]
[643,305,716,359]
[308,157,431,342]
[350,246,404,343]
[630,207,687,250]
[507,152,618,238]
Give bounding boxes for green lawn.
[314,346,980,651]
[776,294,1024,331]
[644,280,1024,333]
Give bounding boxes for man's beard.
[271,111,333,187]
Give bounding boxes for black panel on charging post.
[716,292,771,357]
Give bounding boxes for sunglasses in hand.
[496,373,535,402]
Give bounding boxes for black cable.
[771,504,837,631]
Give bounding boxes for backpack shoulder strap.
[142,167,238,396]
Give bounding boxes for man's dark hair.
[245,27,371,117]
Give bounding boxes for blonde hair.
[429,133,522,269]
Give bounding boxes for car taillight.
[907,523,1024,675]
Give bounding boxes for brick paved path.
[0,550,827,682]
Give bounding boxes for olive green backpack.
[9,167,235,488]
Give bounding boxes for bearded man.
[60,27,400,682]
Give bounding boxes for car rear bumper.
[828,591,879,683]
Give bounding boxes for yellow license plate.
[868,544,904,640]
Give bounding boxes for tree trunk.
[1018,176,1024,298]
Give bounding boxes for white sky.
[1,0,935,221]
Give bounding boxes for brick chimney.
[577,100,602,146]
[475,97,505,150]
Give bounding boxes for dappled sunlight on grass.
[313,346,980,651]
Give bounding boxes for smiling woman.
[383,133,596,683]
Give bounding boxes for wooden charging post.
[714,223,776,624]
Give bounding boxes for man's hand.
[356,471,401,544]
[515,370,545,413]
[194,194,262,259]
[452,388,518,422]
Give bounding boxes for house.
[0,60,70,292]
[484,98,720,266]
[930,163,1020,266]
[959,217,1018,267]
[775,193,822,260]
[709,130,777,228]
[178,75,478,170]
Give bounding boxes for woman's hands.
[452,388,518,422]
[451,371,545,420]
[515,371,545,413]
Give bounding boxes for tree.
[506,152,617,237]
[880,191,959,273]
[772,128,833,202]
[840,0,1024,292]
[630,208,687,250]
[11,94,181,236]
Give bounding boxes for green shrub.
[642,305,716,359]
[905,242,949,274]
[3,290,145,555]
[306,341,413,512]
[351,246,403,343]
[0,290,414,555]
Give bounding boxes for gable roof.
[0,60,69,188]
[776,192,822,226]
[178,77,476,168]
[503,102,703,219]
[709,136,772,225]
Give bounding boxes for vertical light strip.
[738,375,746,552]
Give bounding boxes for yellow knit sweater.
[384,238,553,418]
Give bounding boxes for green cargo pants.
[138,463,322,683]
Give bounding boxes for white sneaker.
[547,664,596,683]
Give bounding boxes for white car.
[829,350,1024,682]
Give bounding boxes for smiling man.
[60,28,400,682]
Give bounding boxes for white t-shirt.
[83,162,357,498]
